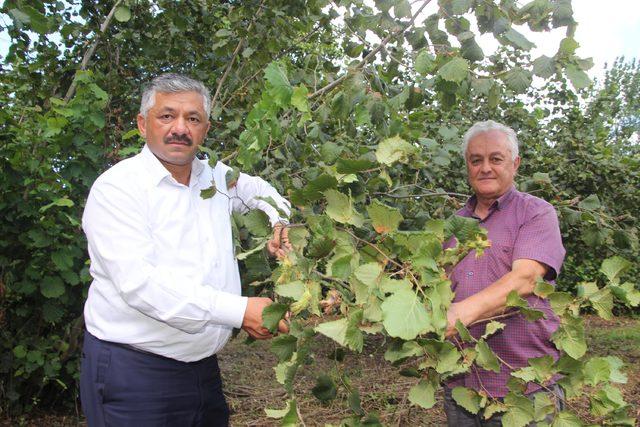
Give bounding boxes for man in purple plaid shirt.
[443,120,566,426]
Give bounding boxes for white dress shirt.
[82,144,290,362]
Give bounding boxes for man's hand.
[267,222,292,259]
[445,302,463,338]
[241,297,289,340]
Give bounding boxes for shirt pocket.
[486,243,514,282]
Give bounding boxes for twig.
[64,0,123,102]
[210,0,267,114]
[309,0,434,99]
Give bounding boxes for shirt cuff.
[213,293,249,329]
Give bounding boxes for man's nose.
[480,159,492,172]
[170,117,188,135]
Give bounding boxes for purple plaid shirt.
[445,186,565,397]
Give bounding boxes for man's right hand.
[241,297,289,339]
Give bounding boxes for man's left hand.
[267,222,292,259]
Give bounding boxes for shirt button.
[467,271,474,277]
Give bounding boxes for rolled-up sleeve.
[512,202,565,280]
[229,172,291,225]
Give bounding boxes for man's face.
[137,91,210,169]
[465,130,520,200]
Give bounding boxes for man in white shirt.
[80,73,291,427]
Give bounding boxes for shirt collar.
[462,185,518,216]
[141,144,205,187]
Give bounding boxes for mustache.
[164,134,193,145]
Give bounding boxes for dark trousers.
[443,384,564,427]
[80,331,229,427]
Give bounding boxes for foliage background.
[0,0,638,419]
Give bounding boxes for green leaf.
[437,57,470,83]
[22,6,50,34]
[291,85,309,112]
[566,64,591,90]
[262,303,288,333]
[114,6,132,23]
[200,184,217,199]
[323,189,364,227]
[353,262,383,288]
[315,310,364,352]
[394,0,411,18]
[600,256,631,285]
[455,320,473,341]
[375,135,418,166]
[275,281,306,300]
[533,55,556,78]
[552,315,586,359]
[415,50,435,75]
[583,357,611,386]
[475,339,501,373]
[534,280,555,298]
[243,209,271,237]
[312,374,337,402]
[503,67,533,93]
[270,334,298,362]
[264,62,292,104]
[40,197,75,213]
[225,167,240,188]
[589,288,614,320]
[381,288,432,340]
[502,28,535,50]
[335,158,377,174]
[408,379,437,409]
[41,275,65,298]
[367,200,403,234]
[481,321,505,340]
[503,393,535,427]
[451,386,481,414]
[13,345,27,359]
[384,340,424,363]
[265,399,298,426]
[551,411,582,427]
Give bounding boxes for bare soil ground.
[3,316,639,426]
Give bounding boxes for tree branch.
[64,0,123,102]
[309,0,434,99]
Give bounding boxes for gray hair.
[462,120,519,160]
[140,73,211,118]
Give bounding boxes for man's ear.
[514,156,521,171]
[137,113,147,138]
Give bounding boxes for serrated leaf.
[315,310,364,352]
[600,256,631,285]
[375,136,418,166]
[409,379,437,409]
[475,339,501,373]
[502,28,535,50]
[503,393,535,427]
[243,209,271,237]
[583,357,611,386]
[452,386,481,414]
[381,289,432,340]
[41,276,65,298]
[114,6,132,23]
[265,399,298,426]
[291,85,309,112]
[481,321,505,340]
[270,334,298,362]
[384,340,424,363]
[534,280,555,298]
[589,288,614,320]
[367,200,403,234]
[275,281,305,300]
[533,55,556,78]
[415,50,435,75]
[437,57,469,83]
[264,62,292,104]
[335,158,377,174]
[455,320,473,341]
[551,411,582,427]
[200,184,217,199]
[566,64,591,90]
[504,67,533,93]
[262,303,288,333]
[552,315,586,359]
[323,190,364,227]
[225,167,240,188]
